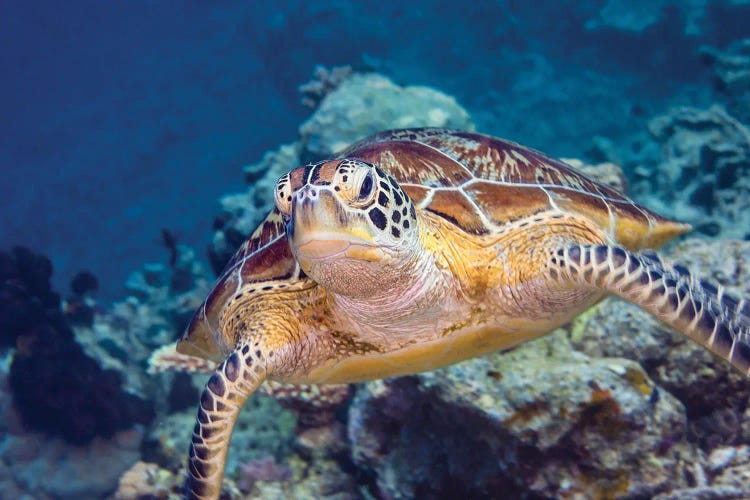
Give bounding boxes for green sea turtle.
[177,128,750,499]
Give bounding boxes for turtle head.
[274,159,420,298]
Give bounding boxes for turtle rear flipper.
[186,346,268,499]
[551,244,750,375]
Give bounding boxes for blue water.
[2,1,749,299]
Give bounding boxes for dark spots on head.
[241,345,250,355]
[388,177,399,190]
[369,207,388,230]
[410,205,416,219]
[391,226,401,238]
[392,211,401,223]
[310,163,323,184]
[380,180,390,191]
[378,192,389,207]
[402,207,408,216]
[651,284,666,296]
[393,191,403,206]
[375,167,386,177]
[224,352,240,382]
[207,373,226,397]
[302,165,313,182]
[403,219,410,229]
[255,349,262,359]
[677,285,688,303]
[663,277,677,289]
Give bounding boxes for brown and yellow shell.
[340,128,688,247]
[179,128,689,360]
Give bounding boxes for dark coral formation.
[0,246,154,445]
[641,106,750,239]
[702,38,750,124]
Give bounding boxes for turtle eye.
[274,175,292,217]
[357,172,374,202]
[334,160,378,208]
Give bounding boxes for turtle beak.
[288,187,379,263]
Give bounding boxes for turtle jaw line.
[293,233,385,263]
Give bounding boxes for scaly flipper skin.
[551,244,750,374]
[186,344,268,499]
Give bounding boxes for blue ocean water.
[3,1,749,300]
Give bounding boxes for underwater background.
[3,1,750,498]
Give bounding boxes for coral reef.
[0,246,154,445]
[637,106,750,239]
[702,38,750,124]
[298,72,473,160]
[299,65,354,109]
[348,332,696,498]
[73,244,210,399]
[0,353,143,499]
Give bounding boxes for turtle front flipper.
[186,345,268,499]
[550,244,750,375]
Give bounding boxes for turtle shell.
[179,128,689,360]
[177,209,308,361]
[340,128,689,247]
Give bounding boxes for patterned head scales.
[274,159,419,250]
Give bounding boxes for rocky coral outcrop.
[638,106,750,239]
[299,72,473,160]
[348,332,696,499]
[702,38,750,124]
[72,244,210,406]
